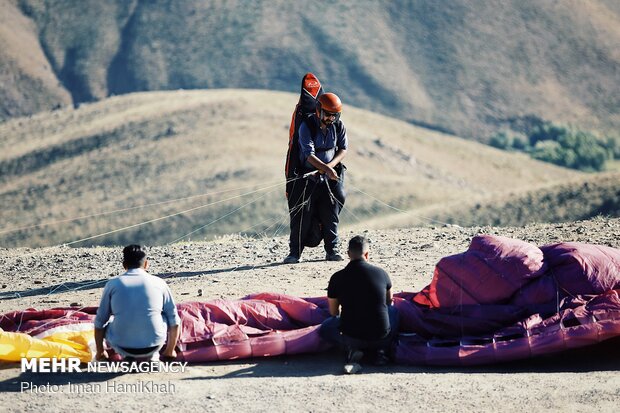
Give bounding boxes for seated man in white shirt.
[94,245,180,361]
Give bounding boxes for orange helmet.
[317,93,342,113]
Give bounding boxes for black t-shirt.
[327,259,392,340]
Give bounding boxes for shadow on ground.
[0,260,323,301]
[406,337,620,374]
[0,339,618,389]
[183,337,620,380]
[0,280,107,301]
[0,368,125,392]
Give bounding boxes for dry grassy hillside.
[0,89,592,248]
[1,0,618,140]
[363,172,620,230]
[434,172,620,227]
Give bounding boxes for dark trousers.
[319,306,400,351]
[287,170,346,257]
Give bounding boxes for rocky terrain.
[1,217,619,411]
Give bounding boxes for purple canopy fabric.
[2,236,619,366]
[420,235,548,307]
[176,294,332,361]
[394,236,620,365]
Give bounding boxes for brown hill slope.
[0,89,588,248]
[0,0,71,118]
[362,172,620,230]
[1,0,618,140]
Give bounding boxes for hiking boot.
[343,349,364,375]
[343,362,362,374]
[326,253,344,262]
[283,255,300,264]
[374,349,390,366]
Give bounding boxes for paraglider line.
[348,183,460,227]
[168,184,282,245]
[62,179,291,247]
[0,178,295,236]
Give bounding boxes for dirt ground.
[1,217,619,412]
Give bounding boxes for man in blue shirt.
[94,245,180,360]
[284,93,348,263]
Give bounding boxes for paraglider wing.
[1,237,619,366]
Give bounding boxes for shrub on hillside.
[489,132,512,149]
[531,140,566,166]
[529,123,567,147]
[490,122,617,172]
[490,131,529,151]
[530,126,611,171]
[511,134,529,151]
[606,136,620,158]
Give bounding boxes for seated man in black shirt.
[319,235,399,374]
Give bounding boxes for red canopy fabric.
[2,236,619,366]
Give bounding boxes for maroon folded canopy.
[396,236,620,365]
[2,235,619,366]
